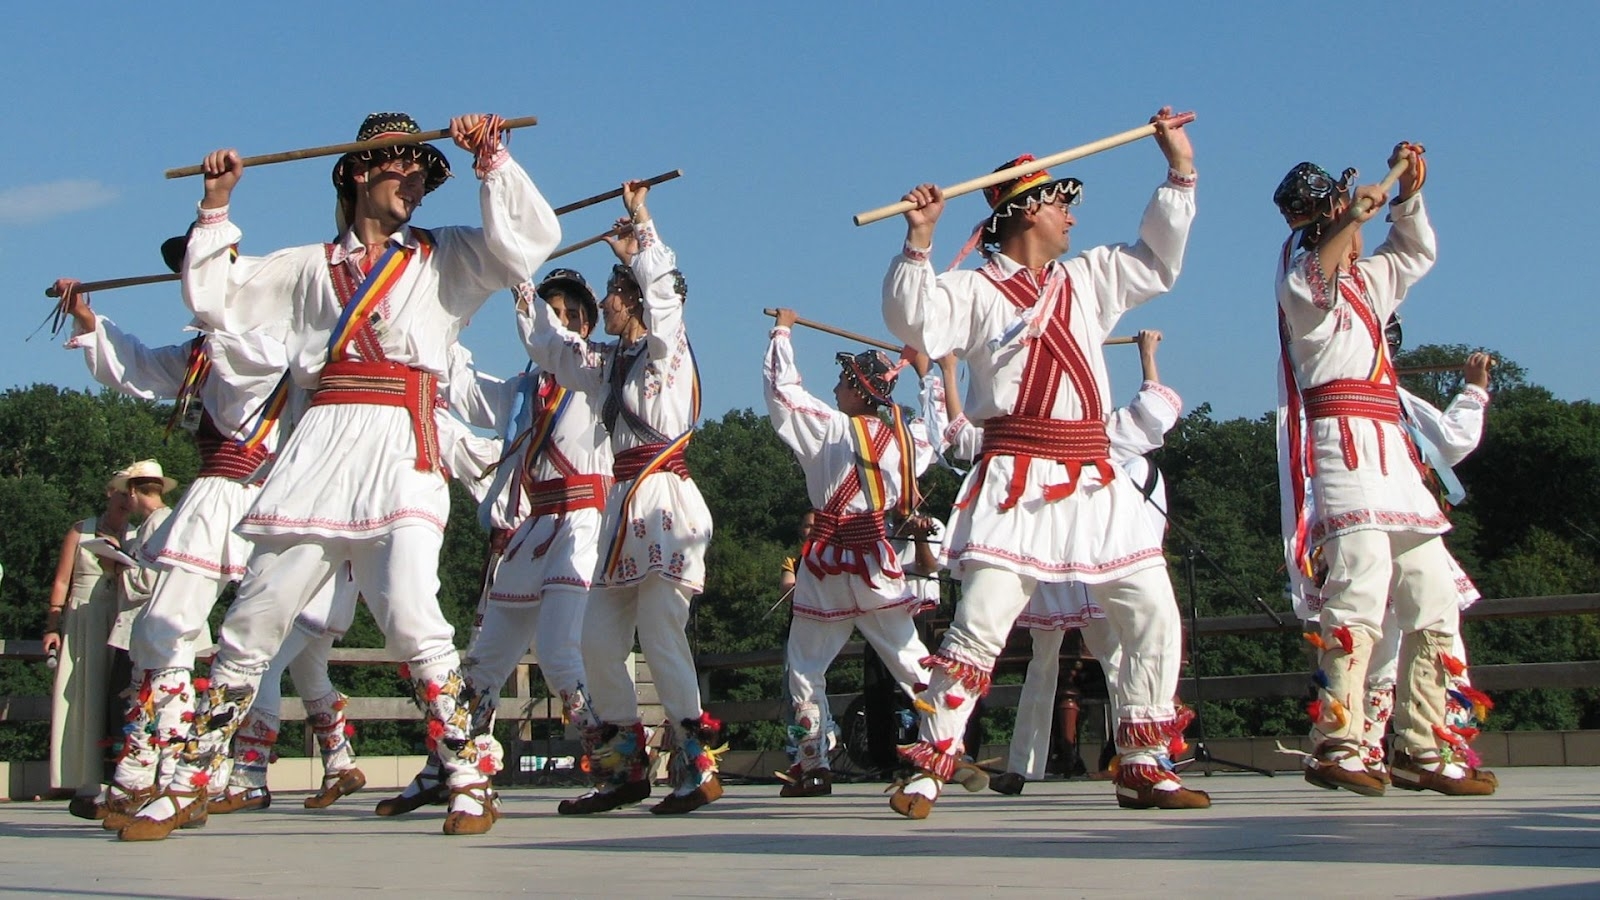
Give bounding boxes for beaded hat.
[836,349,899,409]
[980,155,1083,238]
[536,268,599,332]
[331,112,451,199]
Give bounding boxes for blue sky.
[3,2,1593,427]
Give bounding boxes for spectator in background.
[46,469,134,810]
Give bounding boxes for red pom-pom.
[1331,626,1354,655]
[1460,685,1495,711]
[242,750,261,763]
[477,755,497,774]
[423,682,443,703]
[695,754,715,773]
[332,697,348,712]
[1440,654,1467,677]
[1306,699,1325,722]
[180,711,196,723]
[944,692,965,709]
[932,737,954,754]
[425,737,437,753]
[192,678,210,691]
[427,719,446,740]
[343,723,356,737]
[397,663,412,680]
[189,771,210,789]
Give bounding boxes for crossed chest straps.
[806,417,896,564]
[508,372,609,519]
[603,342,693,482]
[962,263,1112,512]
[1281,267,1423,478]
[309,232,442,473]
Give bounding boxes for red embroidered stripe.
[524,474,611,518]
[311,360,441,472]
[981,414,1110,460]
[194,413,272,483]
[613,443,690,482]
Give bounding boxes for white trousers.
[1007,619,1124,779]
[921,564,1179,760]
[1314,530,1460,752]
[1369,605,1468,688]
[213,525,457,684]
[787,603,931,772]
[466,587,592,713]
[129,566,228,671]
[582,575,701,727]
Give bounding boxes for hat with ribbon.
[331,112,451,199]
[981,155,1083,238]
[836,349,901,409]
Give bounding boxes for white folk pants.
[581,575,701,728]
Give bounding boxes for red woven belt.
[966,415,1112,510]
[311,360,441,472]
[526,474,612,518]
[1303,378,1401,424]
[612,442,690,482]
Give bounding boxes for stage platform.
[1,767,1596,898]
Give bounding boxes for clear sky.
[2,2,1594,426]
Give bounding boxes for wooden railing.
[4,593,1598,733]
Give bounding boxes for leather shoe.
[209,787,271,814]
[557,778,651,815]
[1390,751,1496,796]
[304,768,366,809]
[988,772,1026,796]
[779,768,832,798]
[650,775,723,815]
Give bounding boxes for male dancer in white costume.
[764,307,934,797]
[1275,145,1494,796]
[525,183,721,815]
[120,111,559,840]
[882,107,1205,816]
[51,235,294,827]
[378,270,613,817]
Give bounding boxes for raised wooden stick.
[763,308,899,352]
[1352,157,1410,217]
[44,273,178,299]
[163,116,540,179]
[853,112,1195,226]
[761,308,1139,350]
[554,169,682,217]
[1396,359,1492,376]
[548,226,624,261]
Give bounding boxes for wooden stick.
[44,273,178,299]
[760,308,1142,350]
[853,112,1196,226]
[1104,335,1138,345]
[163,116,540,179]
[1352,158,1410,217]
[547,226,624,261]
[763,308,900,352]
[1396,360,1491,376]
[553,169,682,217]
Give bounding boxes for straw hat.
[112,459,177,493]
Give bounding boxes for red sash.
[613,442,691,481]
[525,474,611,518]
[311,360,441,472]
[800,417,898,584]
[194,411,273,483]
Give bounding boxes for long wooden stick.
[554,169,682,217]
[1396,359,1493,376]
[44,273,178,299]
[548,226,624,261]
[163,116,540,179]
[853,112,1195,226]
[760,308,1139,350]
[763,309,899,352]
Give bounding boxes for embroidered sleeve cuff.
[1166,168,1197,189]
[477,147,510,176]
[1142,381,1183,415]
[634,219,659,252]
[943,414,969,448]
[901,242,931,263]
[1460,383,1490,405]
[196,204,229,227]
[769,325,791,338]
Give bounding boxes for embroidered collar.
[328,226,424,265]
